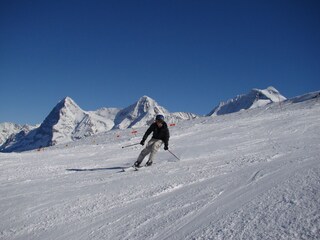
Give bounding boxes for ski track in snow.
[0,98,320,240]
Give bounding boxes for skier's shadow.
[66,167,124,172]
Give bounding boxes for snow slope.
[0,92,319,240]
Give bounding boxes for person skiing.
[134,114,170,167]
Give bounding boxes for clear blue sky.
[1,0,319,125]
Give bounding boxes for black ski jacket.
[142,122,170,147]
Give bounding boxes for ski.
[120,166,136,172]
[120,164,153,172]
[135,164,152,171]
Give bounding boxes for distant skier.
[134,115,170,167]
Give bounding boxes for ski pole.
[122,143,141,149]
[168,149,180,161]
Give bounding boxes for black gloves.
[140,140,145,146]
[164,145,168,150]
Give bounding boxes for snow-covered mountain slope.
[208,86,286,116]
[0,96,196,152]
[288,90,320,103]
[0,123,36,145]
[0,123,38,149]
[0,91,319,240]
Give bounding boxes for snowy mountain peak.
[59,96,84,118]
[41,97,86,145]
[63,96,81,109]
[136,95,167,115]
[134,95,158,110]
[40,97,83,129]
[208,87,286,116]
[251,86,286,103]
[136,95,158,113]
[139,95,154,103]
[113,96,169,129]
[264,86,280,94]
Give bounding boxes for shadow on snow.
[66,167,125,172]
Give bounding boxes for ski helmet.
[155,114,164,121]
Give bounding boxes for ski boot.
[145,160,153,167]
[134,161,141,168]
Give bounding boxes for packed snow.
[0,94,319,240]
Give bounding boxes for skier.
[134,114,170,167]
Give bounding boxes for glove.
[164,145,168,151]
[140,140,145,146]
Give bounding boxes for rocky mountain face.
[207,87,286,116]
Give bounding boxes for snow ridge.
[208,86,286,116]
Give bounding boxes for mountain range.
[0,96,197,152]
[0,87,288,152]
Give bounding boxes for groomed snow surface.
[1,97,319,240]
